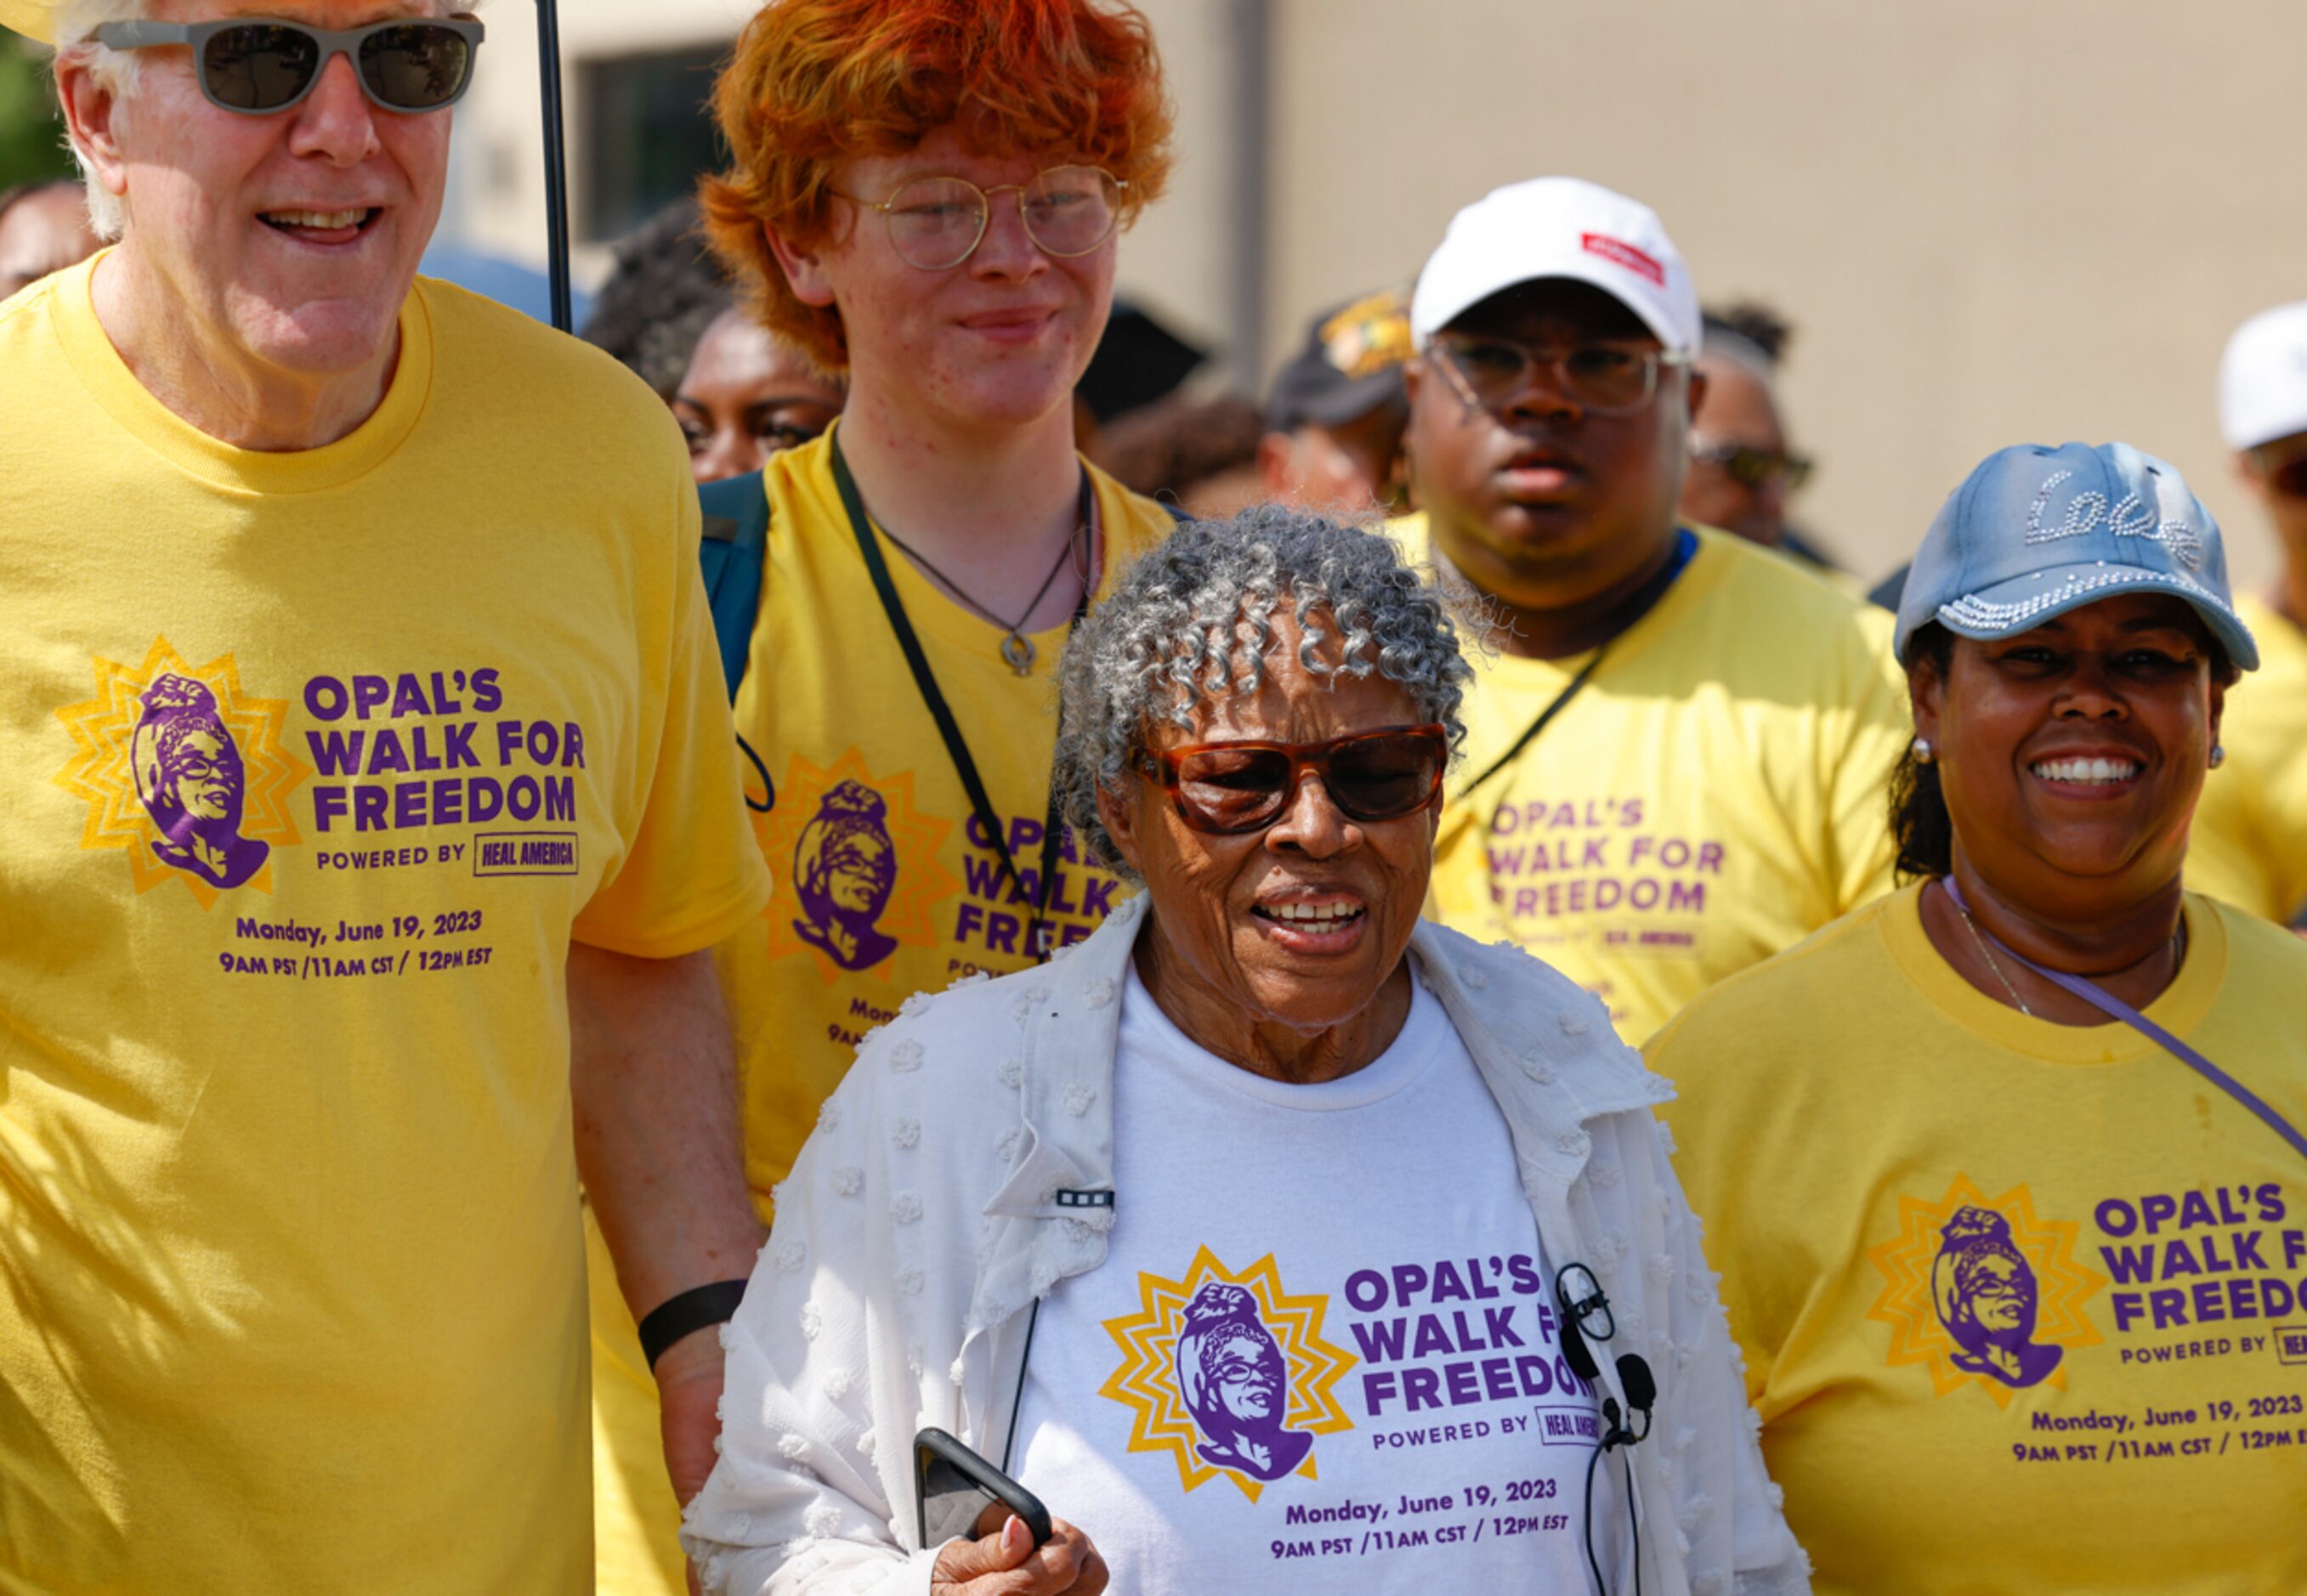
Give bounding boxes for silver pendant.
[1000,631,1036,676]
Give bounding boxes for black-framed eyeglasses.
[1430,331,1687,417]
[830,166,1125,272]
[1691,438,1813,492]
[1133,723,1448,835]
[95,15,485,115]
[1554,1263,1615,1345]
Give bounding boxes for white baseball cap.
[2219,301,2307,451]
[1410,177,1700,358]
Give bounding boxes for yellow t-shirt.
[1401,515,1909,1042]
[0,258,772,1592]
[723,427,1174,1197]
[590,427,1177,1592]
[2188,594,2307,924]
[1650,886,2307,1596]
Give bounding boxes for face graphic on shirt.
[792,778,901,971]
[1205,1325,1283,1423]
[130,673,270,891]
[54,640,312,908]
[1100,1246,1358,1502]
[1865,1174,2106,1409]
[1175,1282,1314,1481]
[1932,1206,2064,1389]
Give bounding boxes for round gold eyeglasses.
[831,166,1125,272]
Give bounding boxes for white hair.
[49,0,145,238]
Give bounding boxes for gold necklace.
[1952,889,2033,1016]
[1947,882,2187,1019]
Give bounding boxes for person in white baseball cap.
[2186,304,2307,922]
[1394,175,1911,1044]
[2193,303,2307,924]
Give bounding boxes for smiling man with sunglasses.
[0,0,775,1588]
[1396,176,1911,1044]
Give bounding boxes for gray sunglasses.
[95,15,484,115]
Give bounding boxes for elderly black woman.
[1652,442,2307,1596]
[683,508,1805,1596]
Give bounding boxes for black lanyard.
[831,433,1092,965]
[1456,648,1607,802]
[1457,528,1698,805]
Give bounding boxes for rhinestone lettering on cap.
[2022,470,2204,570]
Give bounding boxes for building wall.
[1252,0,2302,586]
[443,0,2301,585]
[446,0,754,272]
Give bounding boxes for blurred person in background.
[1,0,773,1587]
[1093,387,1262,516]
[1074,296,1205,456]
[1397,176,1910,1043]
[582,3,1184,1590]
[1257,286,1413,516]
[2196,302,2307,925]
[1678,303,1841,574]
[581,195,731,399]
[672,303,845,484]
[0,174,99,298]
[1652,441,2305,1594]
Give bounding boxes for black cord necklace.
[830,433,1094,963]
[874,505,1085,676]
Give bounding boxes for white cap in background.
[1410,176,1700,357]
[2219,301,2307,451]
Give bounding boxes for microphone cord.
[1580,1406,1646,1596]
[1582,1434,1607,1594]
[1624,1447,1641,1596]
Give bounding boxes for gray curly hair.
[1055,505,1472,881]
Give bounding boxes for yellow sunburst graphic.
[1098,1246,1358,1503]
[1864,1174,2108,1409]
[757,747,956,983]
[51,637,310,909]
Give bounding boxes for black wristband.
[638,1279,750,1371]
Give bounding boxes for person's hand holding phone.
[931,1503,1108,1595]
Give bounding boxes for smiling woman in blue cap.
[1645,441,2307,1594]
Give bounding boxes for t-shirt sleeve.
[1822,604,1910,914]
[572,472,773,958]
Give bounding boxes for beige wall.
[446,0,754,274]
[445,0,2300,586]
[1245,0,2302,587]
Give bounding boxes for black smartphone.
[914,1427,1054,1552]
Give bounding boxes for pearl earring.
[1911,736,1935,765]
[2209,744,2226,770]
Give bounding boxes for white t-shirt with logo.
[1012,959,1615,1593]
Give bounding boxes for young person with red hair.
[587,5,1177,1590]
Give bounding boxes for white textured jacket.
[683,893,1808,1596]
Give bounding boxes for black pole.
[534,0,573,332]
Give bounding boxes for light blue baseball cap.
[1893,441,2259,672]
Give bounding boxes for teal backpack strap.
[698,469,769,700]
[697,469,774,812]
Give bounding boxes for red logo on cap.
[1581,233,1664,288]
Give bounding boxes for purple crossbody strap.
[1942,878,2307,1166]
